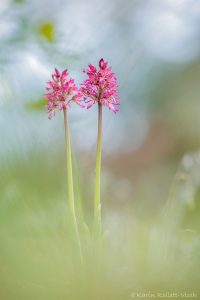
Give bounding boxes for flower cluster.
[81,58,120,113]
[44,59,120,118]
[44,68,84,119]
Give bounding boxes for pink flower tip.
[99,58,107,70]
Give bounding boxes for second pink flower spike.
[81,58,120,113]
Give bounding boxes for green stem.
[72,153,84,225]
[94,103,103,236]
[63,109,83,262]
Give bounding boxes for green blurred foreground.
[0,153,200,300]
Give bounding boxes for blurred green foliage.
[25,98,48,111]
[37,22,55,43]
[13,0,26,3]
[1,154,200,299]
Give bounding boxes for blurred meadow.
[1,0,200,299]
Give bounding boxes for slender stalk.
[94,103,103,236]
[63,108,83,262]
[72,153,85,225]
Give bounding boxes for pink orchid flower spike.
[43,68,83,262]
[81,58,120,113]
[81,58,120,237]
[44,68,84,119]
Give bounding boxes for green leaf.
[13,0,26,3]
[25,98,48,111]
[37,22,54,42]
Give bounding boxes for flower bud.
[99,58,107,70]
